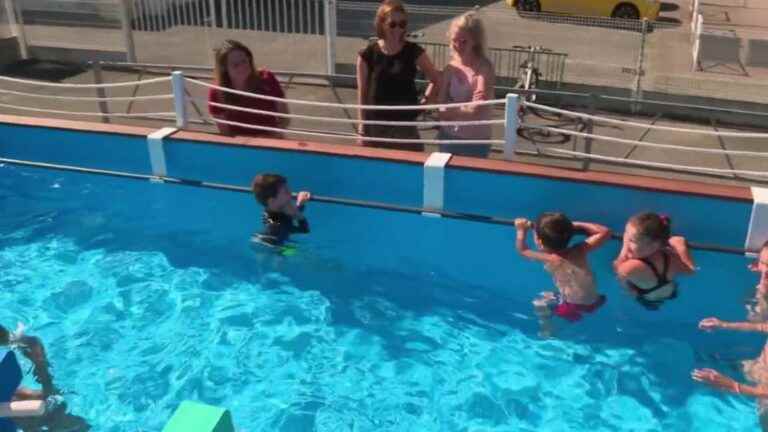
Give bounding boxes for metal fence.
[131,0,325,34]
[5,0,767,105]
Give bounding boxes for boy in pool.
[251,174,311,247]
[515,213,611,337]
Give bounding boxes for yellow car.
[508,0,661,20]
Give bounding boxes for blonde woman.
[356,0,441,151]
[437,12,495,157]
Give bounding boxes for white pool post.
[423,152,452,216]
[746,187,768,256]
[171,71,188,129]
[503,94,519,161]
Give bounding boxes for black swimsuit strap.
[636,251,671,292]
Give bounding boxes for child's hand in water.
[514,218,532,230]
[692,368,740,393]
[296,191,312,209]
[698,317,723,332]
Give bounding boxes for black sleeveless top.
[359,41,425,121]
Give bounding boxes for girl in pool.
[208,39,290,138]
[614,212,696,310]
[435,11,495,158]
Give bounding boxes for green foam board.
[162,401,235,432]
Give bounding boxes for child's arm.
[699,317,768,334]
[668,236,696,274]
[514,218,556,264]
[573,222,611,253]
[288,191,311,234]
[692,368,768,399]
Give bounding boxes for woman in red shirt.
[208,39,290,137]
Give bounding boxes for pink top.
[441,64,491,140]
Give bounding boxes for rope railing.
[0,88,174,102]
[0,75,171,89]
[206,116,504,145]
[1,70,767,181]
[0,102,175,118]
[186,77,505,111]
[545,148,768,178]
[524,101,768,139]
[202,99,505,127]
[520,124,768,158]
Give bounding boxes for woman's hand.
[692,368,740,394]
[698,317,723,332]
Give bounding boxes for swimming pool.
[0,116,764,431]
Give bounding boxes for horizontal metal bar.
[0,156,751,255]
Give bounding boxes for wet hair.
[251,174,287,206]
[213,39,258,105]
[535,212,574,251]
[448,12,489,61]
[375,0,407,40]
[762,240,768,252]
[0,325,8,345]
[629,212,671,244]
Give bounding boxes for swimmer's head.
[625,212,671,258]
[534,212,574,252]
[251,174,292,211]
[214,39,256,94]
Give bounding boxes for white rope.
[201,99,504,127]
[0,88,174,102]
[206,116,504,145]
[545,148,768,178]
[187,78,504,111]
[0,75,171,89]
[521,123,768,158]
[524,101,768,139]
[0,102,174,118]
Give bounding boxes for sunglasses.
[388,20,407,29]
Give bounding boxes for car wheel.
[516,0,541,13]
[612,3,640,19]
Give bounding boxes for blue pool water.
[0,163,763,431]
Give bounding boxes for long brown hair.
[375,0,407,40]
[213,39,259,104]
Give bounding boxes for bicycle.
[513,45,587,144]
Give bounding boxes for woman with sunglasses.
[356,0,441,151]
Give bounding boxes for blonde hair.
[375,0,407,40]
[448,12,488,61]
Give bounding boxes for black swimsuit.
[628,251,678,310]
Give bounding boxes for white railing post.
[221,0,228,29]
[324,0,337,76]
[208,0,217,27]
[4,0,28,59]
[503,94,519,160]
[118,0,137,63]
[691,14,703,72]
[171,71,188,128]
